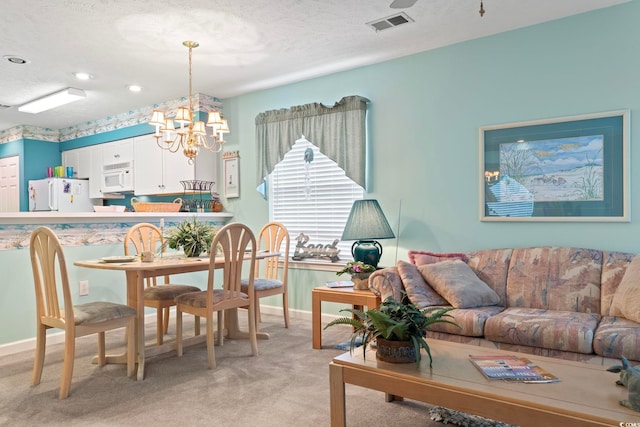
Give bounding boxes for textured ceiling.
[0,0,628,132]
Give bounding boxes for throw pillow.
[408,250,468,266]
[610,255,640,323]
[418,259,500,309]
[396,260,448,308]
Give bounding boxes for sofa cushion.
[484,307,600,354]
[593,316,640,361]
[506,247,602,313]
[408,250,467,266]
[610,254,640,323]
[427,305,505,337]
[601,251,635,316]
[418,260,500,309]
[396,260,447,308]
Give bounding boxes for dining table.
[74,251,279,380]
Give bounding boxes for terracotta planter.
[351,272,371,290]
[375,338,417,363]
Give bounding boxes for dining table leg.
[127,270,146,380]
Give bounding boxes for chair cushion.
[73,301,136,325]
[418,260,500,309]
[144,284,201,300]
[175,290,249,308]
[240,278,283,292]
[396,260,447,308]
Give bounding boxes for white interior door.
[0,155,20,212]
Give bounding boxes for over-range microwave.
[102,160,134,193]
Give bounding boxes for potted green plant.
[336,261,376,290]
[165,217,216,257]
[324,293,459,367]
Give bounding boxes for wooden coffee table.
[329,339,639,427]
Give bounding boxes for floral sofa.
[369,247,640,365]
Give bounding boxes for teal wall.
[0,139,61,211]
[2,3,639,347]
[223,2,640,259]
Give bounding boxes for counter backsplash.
[0,213,231,251]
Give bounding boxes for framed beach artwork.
[479,110,629,222]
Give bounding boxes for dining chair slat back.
[175,222,258,369]
[241,221,290,328]
[30,226,136,399]
[124,223,201,345]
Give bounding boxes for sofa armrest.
[369,267,403,302]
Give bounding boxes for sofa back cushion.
[396,260,448,308]
[506,247,602,313]
[601,250,636,316]
[465,248,512,306]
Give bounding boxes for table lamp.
[341,199,395,268]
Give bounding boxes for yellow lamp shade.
[174,107,191,124]
[206,111,222,127]
[192,121,206,136]
[149,110,165,126]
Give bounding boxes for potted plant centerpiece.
[165,217,216,257]
[324,293,459,367]
[336,261,376,290]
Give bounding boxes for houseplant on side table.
[324,293,459,367]
[336,261,376,290]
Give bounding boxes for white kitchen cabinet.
[102,138,133,165]
[88,145,103,198]
[133,133,218,196]
[61,146,92,179]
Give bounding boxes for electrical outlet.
[79,280,89,296]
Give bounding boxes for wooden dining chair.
[124,223,201,345]
[241,221,290,328]
[175,222,258,369]
[30,226,136,399]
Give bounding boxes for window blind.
[268,138,364,261]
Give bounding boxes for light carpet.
[0,312,509,426]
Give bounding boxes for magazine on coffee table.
[468,355,559,383]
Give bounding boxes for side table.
[312,286,381,349]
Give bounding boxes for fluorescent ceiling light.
[18,87,86,114]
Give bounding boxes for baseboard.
[0,306,334,358]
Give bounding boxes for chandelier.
[149,41,229,162]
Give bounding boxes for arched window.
[268,136,364,261]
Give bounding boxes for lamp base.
[351,240,382,268]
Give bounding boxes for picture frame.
[223,152,240,198]
[479,110,630,222]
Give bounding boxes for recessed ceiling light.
[3,55,28,64]
[74,72,93,80]
[127,85,142,93]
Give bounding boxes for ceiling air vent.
[367,12,414,32]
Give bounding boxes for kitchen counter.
[0,211,233,225]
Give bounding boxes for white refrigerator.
[28,178,95,212]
